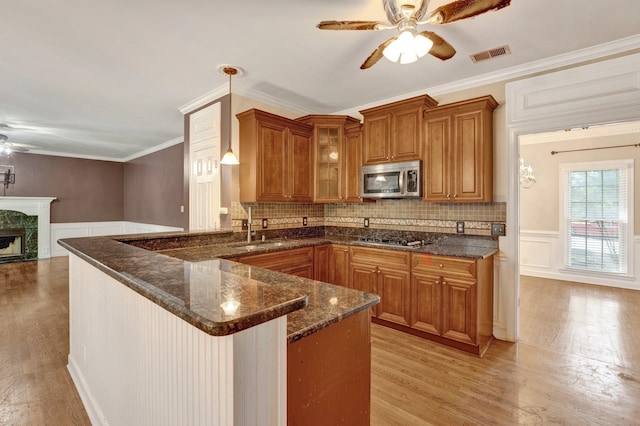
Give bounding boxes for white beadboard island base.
[67,253,287,426]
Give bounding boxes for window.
[561,160,634,276]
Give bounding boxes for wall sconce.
[1,166,15,196]
[519,158,536,189]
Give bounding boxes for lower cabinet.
[350,246,411,326]
[411,253,493,355]
[329,244,350,287]
[237,246,314,279]
[236,242,493,355]
[313,245,331,282]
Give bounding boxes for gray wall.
[124,143,184,228]
[1,153,124,223]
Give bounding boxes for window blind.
[562,160,632,275]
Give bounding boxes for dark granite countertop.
[59,230,495,343]
[58,235,381,343]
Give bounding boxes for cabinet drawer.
[350,246,411,269]
[239,247,314,270]
[411,254,476,278]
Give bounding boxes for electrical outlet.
[456,221,465,233]
[303,217,308,227]
[364,218,370,228]
[241,220,248,230]
[491,223,506,236]
[262,218,268,229]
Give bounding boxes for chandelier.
[519,158,536,188]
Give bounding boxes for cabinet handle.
[453,194,457,199]
[439,263,444,268]
[446,194,451,199]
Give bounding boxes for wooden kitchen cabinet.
[313,244,331,282]
[237,246,314,279]
[423,95,498,203]
[360,94,438,165]
[411,253,493,355]
[296,115,360,203]
[237,109,314,202]
[329,244,350,287]
[344,123,365,202]
[350,246,411,326]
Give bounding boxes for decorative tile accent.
[230,200,506,237]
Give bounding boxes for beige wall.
[520,132,640,232]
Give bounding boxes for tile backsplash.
[232,200,506,236]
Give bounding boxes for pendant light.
[220,66,241,165]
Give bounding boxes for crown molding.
[121,137,183,162]
[20,136,184,163]
[179,82,316,116]
[333,34,640,116]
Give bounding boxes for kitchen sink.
[234,241,290,251]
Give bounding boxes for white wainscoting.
[51,221,183,257]
[520,230,640,290]
[68,254,287,426]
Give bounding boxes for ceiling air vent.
[470,45,511,63]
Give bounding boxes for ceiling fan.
[0,133,38,154]
[317,0,511,69]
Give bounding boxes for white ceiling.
[2,0,640,161]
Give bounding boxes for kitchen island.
[59,234,379,426]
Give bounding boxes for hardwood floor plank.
[2,259,639,425]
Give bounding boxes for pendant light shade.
[219,66,241,165]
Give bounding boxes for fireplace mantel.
[0,197,56,259]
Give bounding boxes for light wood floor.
[2,259,640,425]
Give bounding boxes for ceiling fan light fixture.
[413,34,433,58]
[383,29,430,64]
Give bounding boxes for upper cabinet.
[423,96,498,203]
[237,109,314,202]
[296,115,360,203]
[360,94,438,165]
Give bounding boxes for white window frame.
[559,159,634,278]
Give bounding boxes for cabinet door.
[344,125,363,202]
[410,272,441,335]
[423,114,451,202]
[281,263,314,279]
[314,245,331,282]
[288,128,313,202]
[329,244,350,287]
[362,114,391,164]
[442,277,477,345]
[257,122,288,201]
[376,267,411,326]
[315,126,342,201]
[350,263,378,315]
[391,107,421,162]
[451,110,486,202]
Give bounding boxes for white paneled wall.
[51,221,183,257]
[67,254,287,426]
[520,231,640,290]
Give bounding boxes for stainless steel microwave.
[360,160,422,199]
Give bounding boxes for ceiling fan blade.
[360,36,397,70]
[419,31,456,60]
[317,20,389,31]
[427,0,511,24]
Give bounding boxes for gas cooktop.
[356,236,428,248]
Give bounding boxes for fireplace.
[0,228,26,260]
[0,197,56,263]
